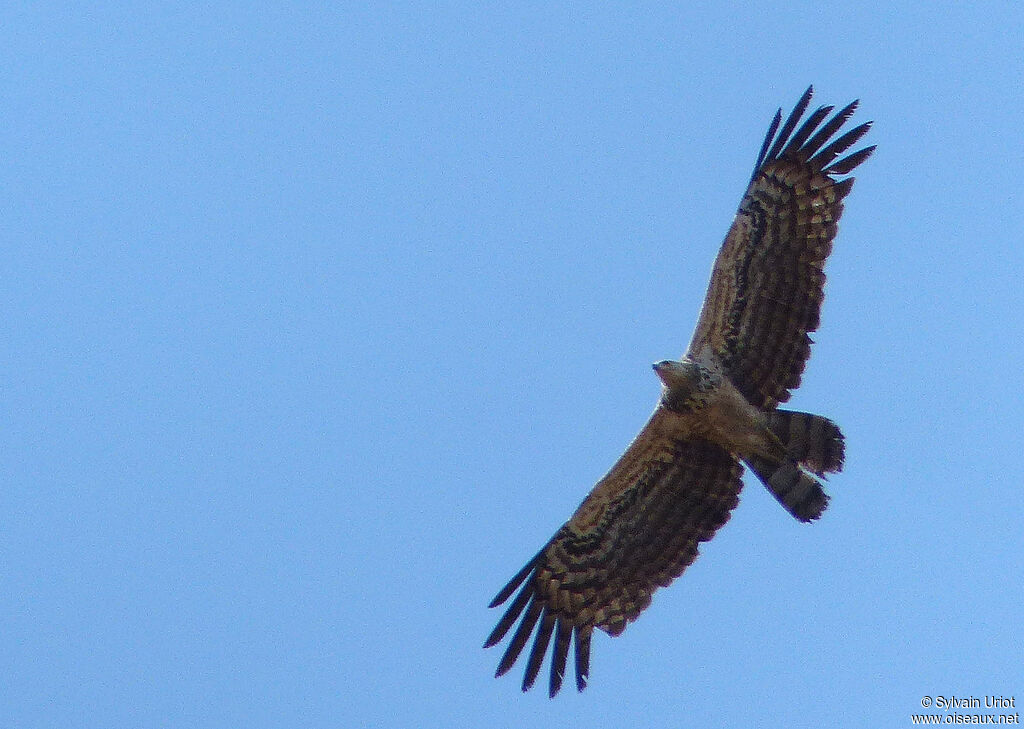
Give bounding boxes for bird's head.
[653,359,706,412]
[652,359,701,390]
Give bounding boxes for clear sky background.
[3,3,1022,728]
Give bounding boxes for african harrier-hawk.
[484,87,874,697]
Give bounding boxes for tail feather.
[746,455,830,521]
[746,411,844,522]
[766,410,844,475]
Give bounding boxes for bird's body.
[485,87,874,696]
[655,357,779,460]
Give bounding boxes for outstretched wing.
[484,409,743,696]
[687,86,875,408]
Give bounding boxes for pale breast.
[703,378,777,457]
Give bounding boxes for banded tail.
[745,410,845,522]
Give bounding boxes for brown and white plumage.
[688,86,873,408]
[485,87,873,696]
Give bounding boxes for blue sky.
[3,3,1022,728]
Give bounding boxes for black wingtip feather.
[548,620,572,698]
[748,90,873,184]
[574,626,592,692]
[751,108,782,181]
[810,121,873,169]
[785,104,833,155]
[495,596,542,678]
[832,177,855,199]
[484,580,533,648]
[800,100,859,156]
[764,85,814,165]
[522,611,556,692]
[825,144,876,175]
[488,548,544,608]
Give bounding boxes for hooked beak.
[652,360,673,385]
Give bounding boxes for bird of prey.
[484,87,874,697]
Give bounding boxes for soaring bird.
[484,86,874,697]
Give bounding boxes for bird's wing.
[686,86,875,408]
[484,408,743,696]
